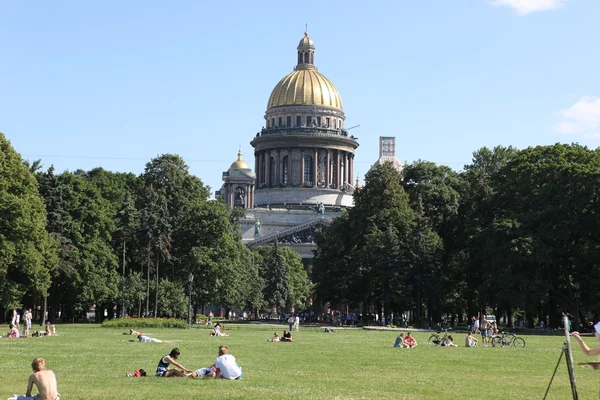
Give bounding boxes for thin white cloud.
[555,97,600,139]
[490,0,568,15]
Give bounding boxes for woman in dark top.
[156,348,192,377]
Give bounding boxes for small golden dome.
[298,32,314,48]
[267,69,343,110]
[229,150,249,170]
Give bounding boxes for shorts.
[156,366,168,377]
[481,329,488,337]
[26,321,32,329]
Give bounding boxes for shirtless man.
[17,358,59,400]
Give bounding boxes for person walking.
[294,315,300,331]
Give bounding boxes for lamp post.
[188,273,194,329]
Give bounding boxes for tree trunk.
[145,249,150,317]
[121,239,126,317]
[154,253,159,318]
[41,295,48,326]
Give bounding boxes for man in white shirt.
[214,345,242,380]
[294,315,300,331]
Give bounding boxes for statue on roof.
[315,201,325,215]
[254,220,261,236]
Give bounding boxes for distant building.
[369,136,403,174]
[216,31,359,269]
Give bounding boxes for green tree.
[0,133,56,317]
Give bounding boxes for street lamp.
[188,273,194,329]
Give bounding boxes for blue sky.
[1,0,599,193]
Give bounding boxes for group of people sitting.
[3,321,57,339]
[154,346,242,380]
[393,332,417,348]
[269,330,293,342]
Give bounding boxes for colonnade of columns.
[254,148,355,190]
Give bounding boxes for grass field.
[1,324,599,399]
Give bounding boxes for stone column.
[254,152,259,186]
[336,150,342,189]
[349,153,354,186]
[276,149,281,186]
[326,149,331,188]
[258,152,264,185]
[300,149,305,185]
[344,152,349,186]
[265,151,271,188]
[313,148,318,188]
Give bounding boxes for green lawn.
[1,324,598,399]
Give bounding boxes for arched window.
[298,52,302,64]
[234,187,246,208]
[282,155,288,186]
[270,156,276,187]
[304,52,309,63]
[304,154,313,184]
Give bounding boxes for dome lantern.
[297,32,315,69]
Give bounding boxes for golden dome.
[229,150,249,170]
[298,32,314,48]
[267,69,343,110]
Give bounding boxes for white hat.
[594,321,600,334]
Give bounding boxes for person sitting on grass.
[270,332,280,342]
[404,332,417,348]
[441,335,457,347]
[210,322,229,337]
[4,324,20,338]
[155,348,192,377]
[16,357,59,400]
[281,330,293,342]
[129,329,144,335]
[465,332,478,348]
[214,345,242,380]
[393,333,405,348]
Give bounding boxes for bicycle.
[491,331,526,348]
[428,328,452,346]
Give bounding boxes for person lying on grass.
[404,332,417,348]
[190,365,218,378]
[269,332,280,342]
[138,334,172,343]
[128,329,144,335]
[155,348,193,377]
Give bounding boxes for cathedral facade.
[217,32,359,269]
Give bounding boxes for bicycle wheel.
[491,336,502,347]
[428,334,440,346]
[512,337,526,348]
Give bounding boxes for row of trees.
[314,144,600,329]
[0,133,308,323]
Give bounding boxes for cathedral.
[216,32,399,270]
